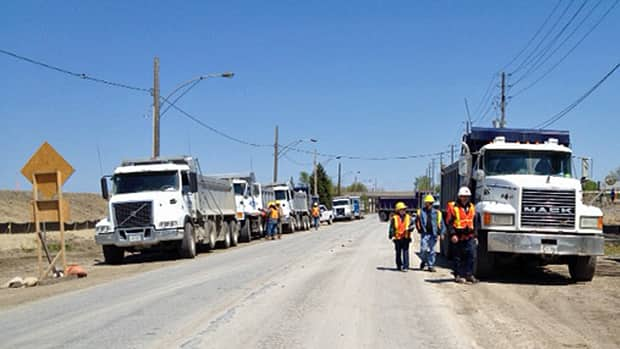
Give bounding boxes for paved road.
[0,217,473,348]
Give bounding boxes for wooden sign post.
[21,142,74,279]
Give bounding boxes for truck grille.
[521,189,575,229]
[113,201,153,228]
[336,208,345,216]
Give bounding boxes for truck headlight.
[96,225,111,234]
[483,212,514,226]
[580,216,603,230]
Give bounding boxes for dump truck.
[262,182,311,232]
[216,173,264,242]
[376,193,418,222]
[95,156,239,264]
[440,127,604,281]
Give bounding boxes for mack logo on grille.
[523,206,573,215]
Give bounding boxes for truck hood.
[486,175,581,192]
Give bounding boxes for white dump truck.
[216,172,264,242]
[95,156,239,264]
[262,182,311,232]
[332,196,354,220]
[440,127,604,281]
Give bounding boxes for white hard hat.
[458,186,472,197]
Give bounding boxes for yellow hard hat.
[395,202,407,210]
[268,201,275,207]
[424,195,435,203]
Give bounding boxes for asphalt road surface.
[1,216,618,348]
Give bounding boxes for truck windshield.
[233,183,246,196]
[275,190,287,200]
[113,171,179,194]
[333,200,350,206]
[484,151,572,177]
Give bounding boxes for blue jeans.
[394,239,411,270]
[420,233,437,268]
[454,238,476,277]
[313,217,320,230]
[267,220,278,237]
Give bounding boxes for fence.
[0,220,99,234]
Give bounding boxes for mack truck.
[440,127,604,281]
[262,182,311,232]
[95,156,239,264]
[216,173,264,242]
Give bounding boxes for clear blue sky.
[2,1,618,192]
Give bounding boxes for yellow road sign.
[21,142,74,197]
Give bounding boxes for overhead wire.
[534,62,619,129]
[0,48,151,93]
[512,0,619,97]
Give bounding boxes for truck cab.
[332,197,353,220]
[443,128,604,281]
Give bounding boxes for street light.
[278,138,317,159]
[160,72,235,117]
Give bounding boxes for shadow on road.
[376,266,402,272]
[424,278,456,284]
[94,249,195,266]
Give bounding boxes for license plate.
[542,245,558,255]
[128,234,143,242]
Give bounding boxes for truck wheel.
[230,221,239,247]
[102,245,124,265]
[240,221,252,243]
[207,220,217,250]
[304,216,310,230]
[569,256,596,282]
[474,231,494,278]
[328,218,333,225]
[179,222,197,258]
[289,219,296,233]
[221,222,231,249]
[379,212,388,222]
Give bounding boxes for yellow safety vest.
[448,202,475,230]
[393,214,412,240]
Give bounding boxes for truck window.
[333,199,350,207]
[275,190,287,201]
[484,151,572,177]
[113,171,179,194]
[233,183,246,196]
[253,184,261,197]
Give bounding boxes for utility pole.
[500,71,506,128]
[431,158,436,190]
[451,144,455,163]
[152,57,160,158]
[337,162,342,196]
[313,149,318,197]
[273,126,279,183]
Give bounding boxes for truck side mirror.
[189,173,199,193]
[473,169,485,182]
[100,176,109,200]
[458,153,472,177]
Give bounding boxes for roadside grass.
[604,241,620,256]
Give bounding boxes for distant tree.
[415,176,431,191]
[299,171,310,186]
[345,182,368,193]
[583,180,598,191]
[309,164,334,207]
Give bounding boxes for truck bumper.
[487,231,605,256]
[95,227,184,247]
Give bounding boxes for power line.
[512,0,619,97]
[511,0,577,75]
[512,0,592,85]
[160,79,202,117]
[500,0,564,72]
[0,48,151,93]
[535,62,619,129]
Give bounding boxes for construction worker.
[416,194,446,272]
[266,202,280,240]
[311,202,321,231]
[388,202,414,272]
[446,187,478,283]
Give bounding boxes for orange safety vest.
[312,207,320,217]
[392,214,412,240]
[269,208,280,220]
[447,201,475,230]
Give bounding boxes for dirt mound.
[0,191,107,223]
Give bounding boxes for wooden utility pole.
[500,71,506,128]
[337,162,342,196]
[273,125,279,183]
[313,149,318,197]
[152,57,161,158]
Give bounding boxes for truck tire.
[102,245,124,265]
[179,222,197,259]
[207,220,217,250]
[328,217,333,225]
[569,256,596,282]
[474,231,494,278]
[289,219,296,233]
[379,212,388,222]
[240,220,252,243]
[221,222,231,249]
[304,216,310,230]
[230,221,239,247]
